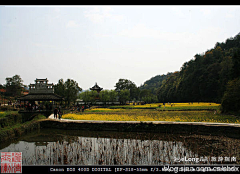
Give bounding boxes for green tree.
[54,78,82,106]
[231,48,240,80]
[140,89,151,100]
[5,75,25,98]
[157,72,180,102]
[115,79,139,100]
[109,90,118,102]
[118,89,130,104]
[89,90,98,103]
[65,79,82,106]
[78,90,90,102]
[140,73,172,95]
[99,90,110,104]
[140,32,240,107]
[54,79,65,97]
[79,90,118,103]
[221,78,240,114]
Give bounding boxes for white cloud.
[84,6,123,24]
[66,20,79,28]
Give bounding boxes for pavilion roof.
[90,83,103,91]
[35,78,48,82]
[17,93,64,101]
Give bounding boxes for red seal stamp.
[1,152,22,173]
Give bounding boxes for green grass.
[0,111,18,118]
[109,102,220,110]
[0,113,46,131]
[109,106,157,109]
[0,114,46,142]
[157,105,220,110]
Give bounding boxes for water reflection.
[0,129,239,165]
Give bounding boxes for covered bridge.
[17,78,64,114]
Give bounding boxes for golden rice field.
[62,103,240,124]
[85,108,123,112]
[110,102,220,110]
[130,102,220,107]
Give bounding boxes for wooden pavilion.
[90,82,103,101]
[17,78,63,113]
[90,82,103,93]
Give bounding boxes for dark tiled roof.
[35,78,48,81]
[90,83,103,91]
[17,93,64,101]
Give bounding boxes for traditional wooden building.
[18,78,63,111]
[90,82,103,101]
[90,82,103,93]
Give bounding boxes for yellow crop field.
[62,108,240,124]
[129,102,220,106]
[110,102,220,110]
[85,108,122,112]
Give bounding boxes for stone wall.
[40,120,240,139]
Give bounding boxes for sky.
[1,5,240,90]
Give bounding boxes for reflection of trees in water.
[2,130,240,165]
[24,136,196,165]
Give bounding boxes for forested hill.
[156,32,240,113]
[140,73,173,94]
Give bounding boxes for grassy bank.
[0,111,19,118]
[0,112,46,142]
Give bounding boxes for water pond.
[0,129,239,165]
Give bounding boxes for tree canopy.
[153,33,240,114]
[115,79,139,101]
[5,75,25,98]
[54,78,82,106]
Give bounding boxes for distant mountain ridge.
[140,32,240,109]
[156,32,240,104]
[140,72,173,94]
